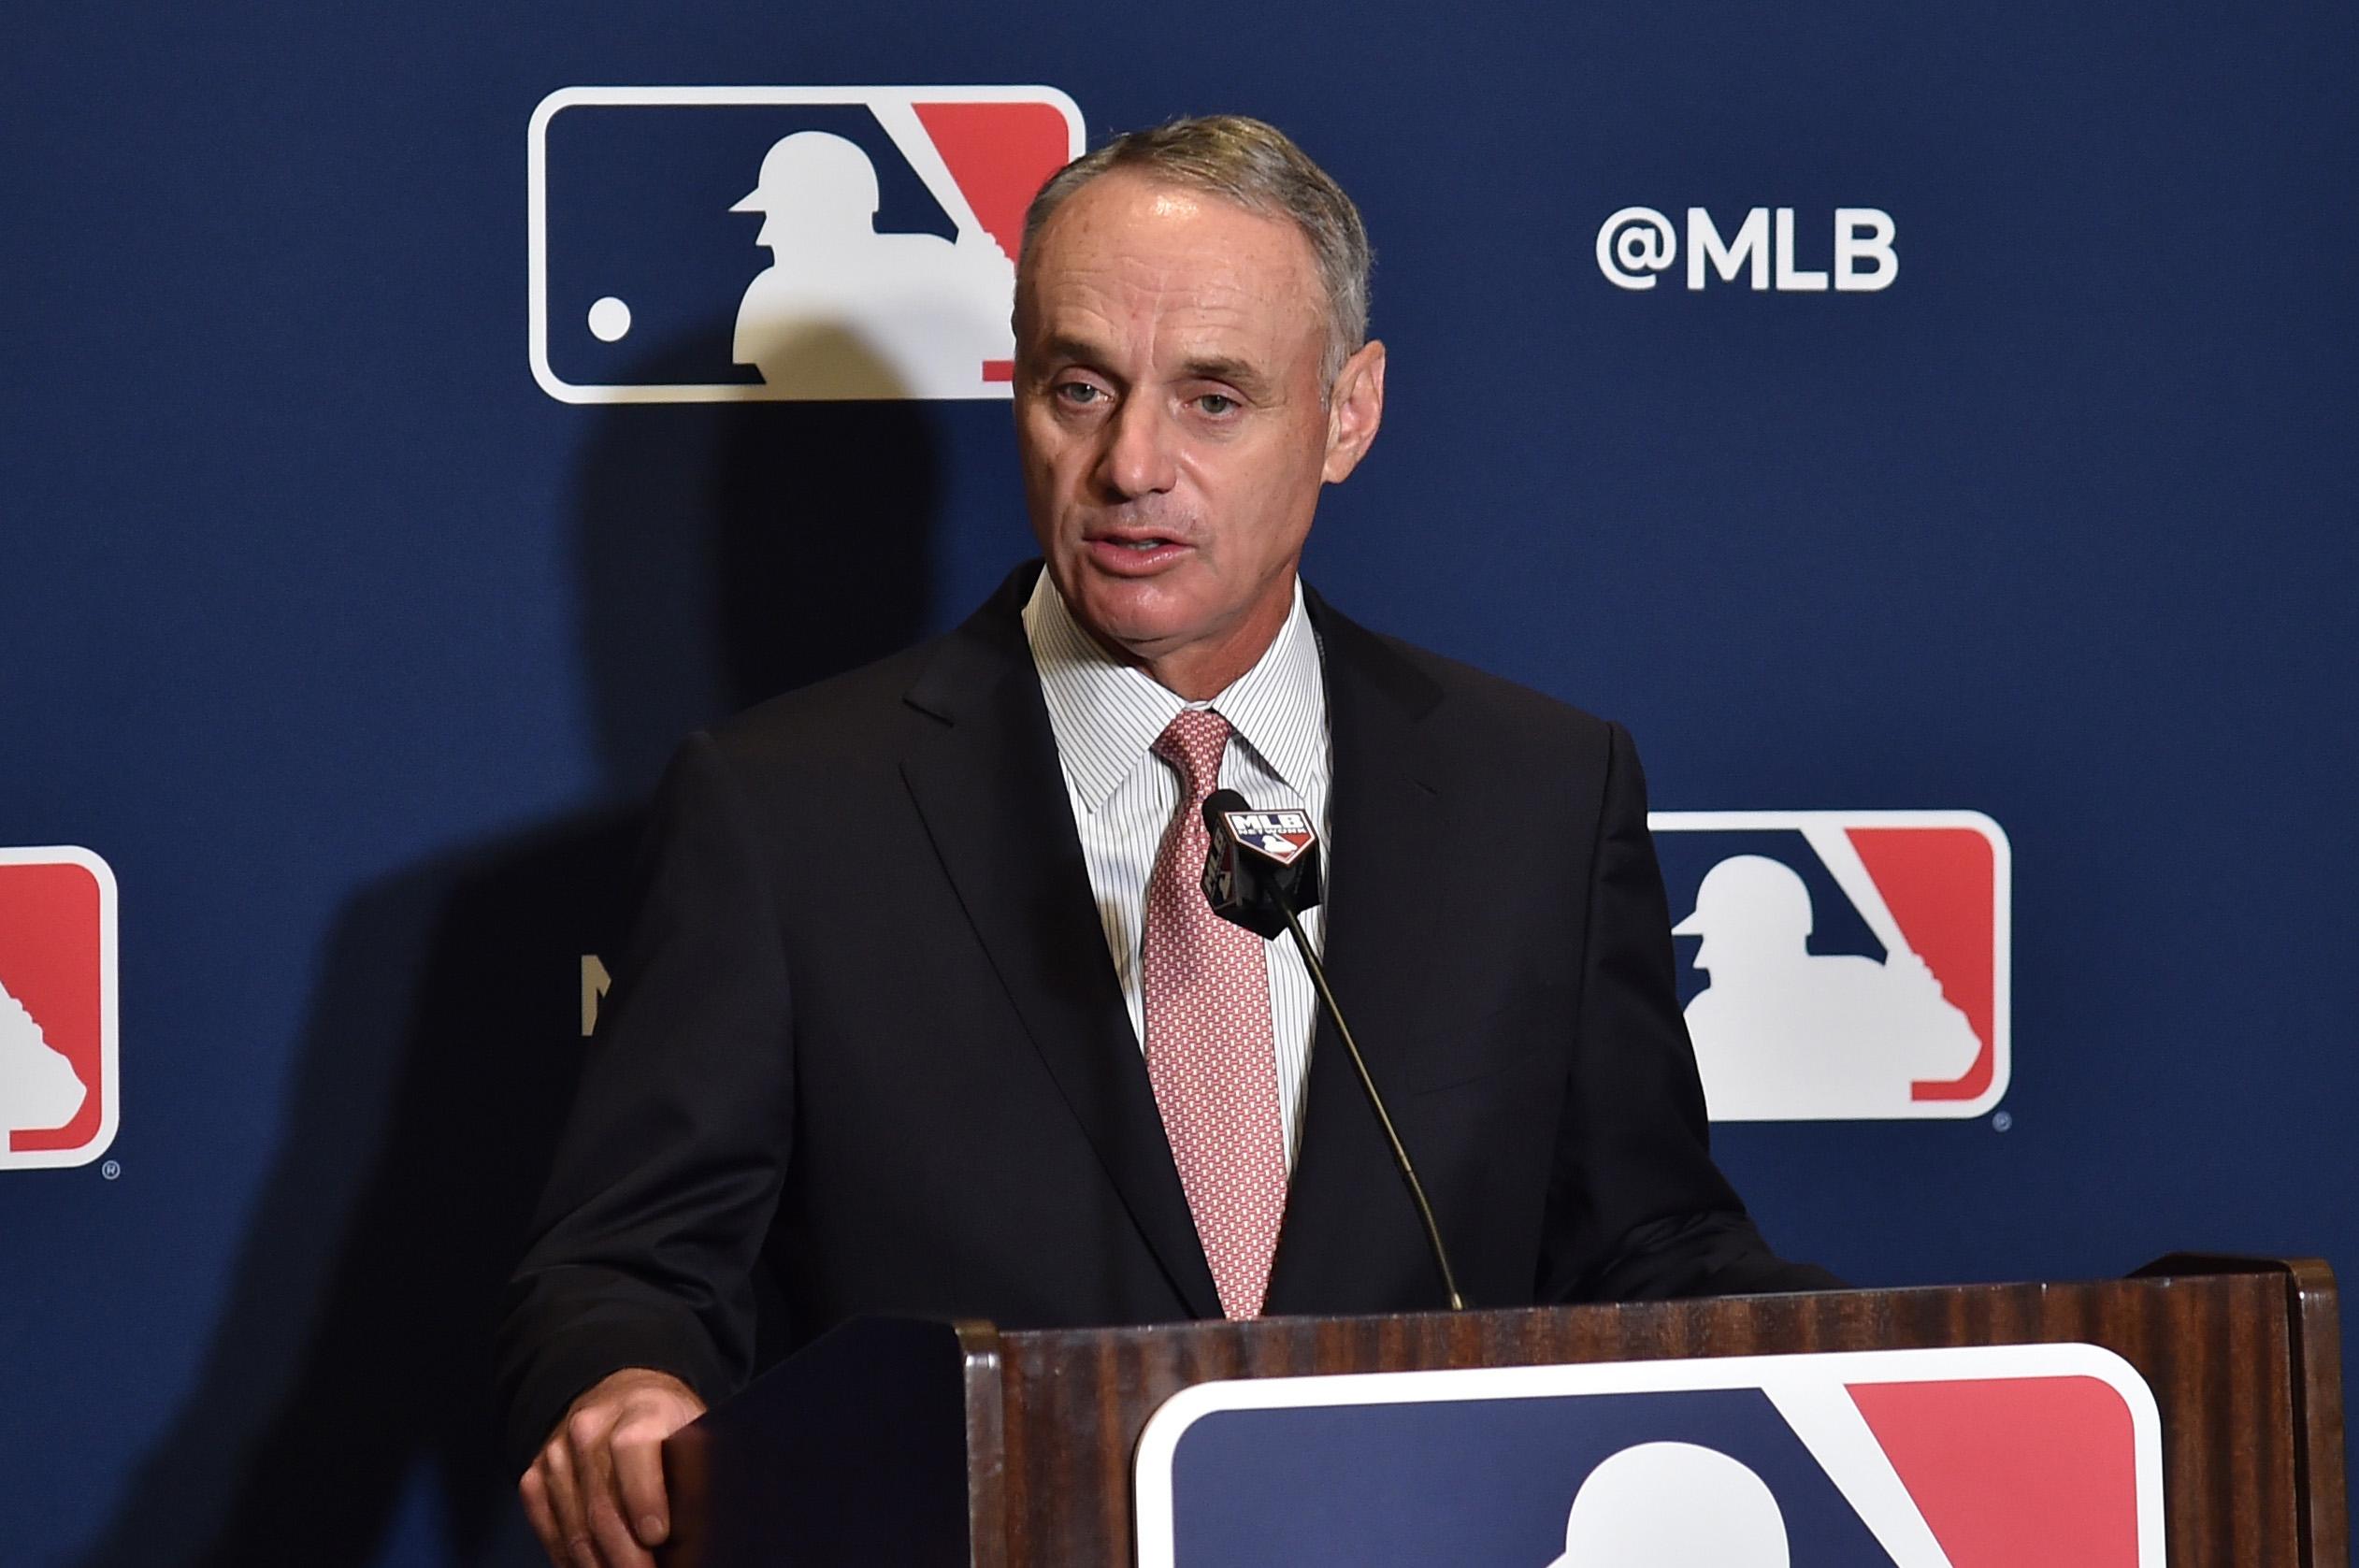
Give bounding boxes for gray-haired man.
[501,115,1834,1568]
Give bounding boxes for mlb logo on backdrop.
[1137,1344,2161,1567]
[528,85,1085,402]
[1647,812,2009,1121]
[0,847,119,1169]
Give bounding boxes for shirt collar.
[1023,568,1328,813]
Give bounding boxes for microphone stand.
[1269,891,1466,1312]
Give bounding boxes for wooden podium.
[661,1255,2346,1566]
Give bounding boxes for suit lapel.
[897,567,1222,1318]
[1264,593,1456,1314]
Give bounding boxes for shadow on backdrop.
[76,330,943,1568]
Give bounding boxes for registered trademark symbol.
[101,1159,122,1180]
[1991,1112,2013,1133]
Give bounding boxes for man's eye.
[1057,381,1105,406]
[1195,394,1237,416]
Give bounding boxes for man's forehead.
[1022,174,1324,362]
[1039,172,1308,263]
[1034,267,1272,344]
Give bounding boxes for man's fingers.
[571,1402,662,1568]
[611,1419,674,1548]
[519,1465,564,1567]
[539,1436,597,1568]
[585,1489,657,1568]
[521,1371,705,1565]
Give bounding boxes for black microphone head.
[1202,787,1250,839]
[1197,791,1323,939]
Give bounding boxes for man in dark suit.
[501,115,1834,1568]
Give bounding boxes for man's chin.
[1064,575,1202,663]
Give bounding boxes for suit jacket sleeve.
[494,731,794,1473]
[1534,721,1843,1302]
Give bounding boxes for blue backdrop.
[5,3,2354,1564]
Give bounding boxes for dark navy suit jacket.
[495,563,1835,1470]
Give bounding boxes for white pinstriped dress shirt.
[1022,570,1331,1170]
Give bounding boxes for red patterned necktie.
[1143,708,1289,1319]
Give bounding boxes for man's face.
[1013,171,1383,696]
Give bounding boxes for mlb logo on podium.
[1136,1343,2163,1567]
[1647,811,2009,1121]
[0,847,119,1169]
[527,85,1085,403]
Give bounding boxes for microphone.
[1199,788,1466,1311]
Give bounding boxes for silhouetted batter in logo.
[730,130,1016,398]
[1676,856,1979,1120]
[0,979,86,1134]
[1546,1442,1791,1566]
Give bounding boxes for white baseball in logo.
[0,979,87,1135]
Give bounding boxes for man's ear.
[1322,339,1387,484]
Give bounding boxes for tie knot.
[1153,708,1233,800]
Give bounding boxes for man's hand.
[520,1367,707,1568]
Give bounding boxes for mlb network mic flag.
[1203,805,1324,941]
[1648,811,2011,1122]
[527,85,1083,402]
[1135,1344,2163,1568]
[1221,809,1317,867]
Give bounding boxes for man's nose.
[1097,395,1179,500]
